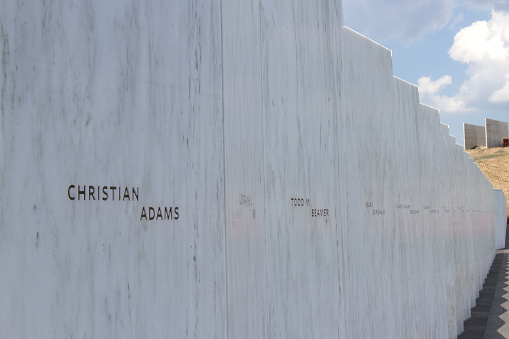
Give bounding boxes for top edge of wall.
[343,27,445,117]
[393,76,418,88]
[419,103,440,113]
[464,123,485,128]
[486,118,508,124]
[342,26,392,54]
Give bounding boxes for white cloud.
[343,0,455,43]
[458,0,509,12]
[419,75,452,94]
[342,0,509,43]
[448,13,465,31]
[418,76,467,112]
[419,9,509,113]
[343,0,509,113]
[449,19,508,63]
[490,73,509,102]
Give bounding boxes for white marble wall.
[0,0,504,338]
[0,2,227,338]
[341,27,401,338]
[495,189,508,249]
[221,1,266,337]
[260,2,344,337]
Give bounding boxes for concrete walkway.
[459,227,509,339]
[483,249,509,338]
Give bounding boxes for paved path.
[459,227,509,339]
[483,249,509,338]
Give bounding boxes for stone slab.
[0,2,227,338]
[486,118,509,148]
[495,190,508,249]
[464,123,486,150]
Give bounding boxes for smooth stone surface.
[495,190,507,250]
[486,118,509,148]
[464,123,486,150]
[0,2,227,338]
[1,1,506,338]
[222,2,266,337]
[261,2,344,337]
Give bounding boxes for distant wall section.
[486,118,509,148]
[464,123,486,150]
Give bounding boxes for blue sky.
[343,0,509,145]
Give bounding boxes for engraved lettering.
[78,185,86,200]
[292,198,310,207]
[311,208,329,217]
[140,206,180,221]
[89,186,95,200]
[102,186,108,200]
[240,195,253,207]
[68,185,75,200]
[165,207,172,219]
[123,187,130,201]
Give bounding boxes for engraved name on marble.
[68,185,139,201]
[67,185,179,221]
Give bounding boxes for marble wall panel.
[486,118,509,148]
[392,78,423,338]
[463,123,486,150]
[440,124,459,337]
[260,1,344,337]
[495,189,508,249]
[221,2,266,338]
[417,104,448,338]
[341,27,400,338]
[0,2,227,338]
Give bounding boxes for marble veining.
[0,0,505,338]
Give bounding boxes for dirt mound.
[467,147,509,216]
[468,147,509,163]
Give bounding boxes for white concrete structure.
[495,189,508,249]
[486,118,509,148]
[0,1,506,338]
[464,123,486,150]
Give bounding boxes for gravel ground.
[467,147,509,216]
